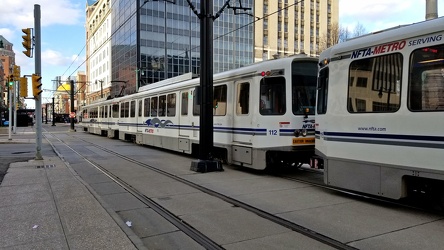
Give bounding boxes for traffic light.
[22,28,33,58]
[20,77,28,97]
[8,75,14,88]
[32,74,42,98]
[13,65,20,80]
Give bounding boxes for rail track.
[44,130,358,250]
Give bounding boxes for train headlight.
[294,129,307,137]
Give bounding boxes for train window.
[100,106,105,118]
[151,97,158,117]
[120,102,129,118]
[237,82,249,115]
[348,53,402,113]
[259,77,286,115]
[167,93,176,117]
[144,98,150,117]
[213,85,227,116]
[138,100,142,117]
[104,105,108,118]
[159,95,167,116]
[408,44,444,111]
[193,87,200,116]
[125,102,129,117]
[292,61,317,115]
[130,101,136,117]
[317,67,329,114]
[89,107,98,118]
[181,92,188,116]
[112,104,119,118]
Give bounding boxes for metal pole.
[45,104,47,124]
[0,81,3,112]
[426,0,438,20]
[164,1,168,79]
[13,79,17,134]
[34,4,43,160]
[8,86,12,140]
[136,70,139,93]
[70,80,75,131]
[51,97,55,126]
[198,0,214,161]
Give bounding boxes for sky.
[1,0,443,108]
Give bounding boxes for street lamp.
[95,79,103,98]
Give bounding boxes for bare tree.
[318,22,368,53]
[339,26,351,43]
[352,22,367,37]
[318,22,348,53]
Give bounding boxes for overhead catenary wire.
[61,0,303,81]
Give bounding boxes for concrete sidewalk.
[0,126,141,249]
[0,125,36,143]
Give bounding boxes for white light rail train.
[79,55,318,170]
[316,16,444,202]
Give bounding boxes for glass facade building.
[110,0,254,96]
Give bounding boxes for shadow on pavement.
[0,157,34,184]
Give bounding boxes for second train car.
[316,16,444,201]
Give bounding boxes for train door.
[232,81,252,144]
[137,99,143,133]
[106,105,111,130]
[178,91,190,137]
[231,80,253,165]
[111,103,119,130]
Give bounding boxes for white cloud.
[0,0,83,29]
[42,49,73,66]
[339,0,416,19]
[339,0,434,32]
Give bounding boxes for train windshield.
[291,61,318,115]
[409,44,444,111]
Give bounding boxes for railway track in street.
[45,130,357,250]
[273,168,444,214]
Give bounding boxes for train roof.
[323,16,444,58]
[82,54,318,108]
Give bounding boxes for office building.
[86,0,254,97]
[254,0,339,61]
[85,0,338,98]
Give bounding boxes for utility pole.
[70,80,75,131]
[186,0,233,172]
[34,4,43,160]
[51,97,55,126]
[197,0,215,163]
[95,80,103,98]
[13,77,17,134]
[8,78,12,140]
